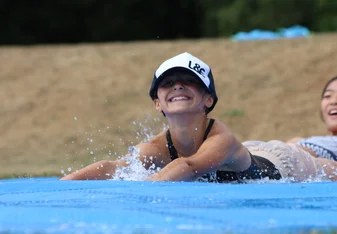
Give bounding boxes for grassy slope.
[1,34,337,178]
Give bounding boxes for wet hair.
[321,76,337,99]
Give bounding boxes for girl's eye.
[160,80,174,87]
[323,93,331,99]
[184,78,197,84]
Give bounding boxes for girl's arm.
[145,124,251,182]
[60,137,168,180]
[59,159,128,180]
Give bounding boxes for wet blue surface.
[1,177,337,233]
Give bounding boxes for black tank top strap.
[203,119,215,141]
[166,130,179,161]
[166,118,215,162]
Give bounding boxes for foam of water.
[108,119,167,181]
[111,146,157,181]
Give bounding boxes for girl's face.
[321,79,337,135]
[154,73,213,116]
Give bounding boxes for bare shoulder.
[135,131,171,168]
[197,119,251,172]
[209,119,236,140]
[203,119,244,151]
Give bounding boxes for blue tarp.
[1,177,337,233]
[232,25,311,41]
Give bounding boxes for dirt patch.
[1,34,337,178]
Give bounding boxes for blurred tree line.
[1,0,337,44]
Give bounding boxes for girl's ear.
[154,99,162,112]
[205,95,214,108]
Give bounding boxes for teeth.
[330,110,337,114]
[171,96,188,102]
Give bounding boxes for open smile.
[169,95,191,102]
[329,109,337,115]
[328,109,337,118]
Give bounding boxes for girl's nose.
[173,81,184,90]
[330,94,337,105]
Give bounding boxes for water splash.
[133,118,167,143]
[109,118,166,180]
[111,146,157,181]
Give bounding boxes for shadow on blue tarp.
[232,25,310,41]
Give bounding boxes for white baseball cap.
[149,52,218,113]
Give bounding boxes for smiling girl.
[288,76,337,161]
[61,53,337,182]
